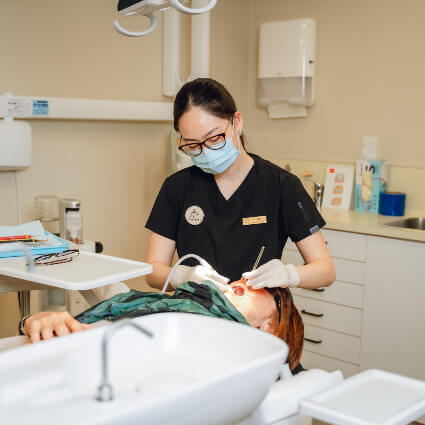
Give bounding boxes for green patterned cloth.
[75,281,249,326]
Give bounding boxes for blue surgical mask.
[191,122,240,174]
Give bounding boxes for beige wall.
[0,0,249,337]
[244,0,425,167]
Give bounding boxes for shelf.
[0,251,152,291]
[0,95,173,122]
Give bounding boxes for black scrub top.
[145,154,326,282]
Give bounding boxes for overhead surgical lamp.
[113,0,217,37]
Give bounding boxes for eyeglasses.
[34,249,80,266]
[178,117,233,157]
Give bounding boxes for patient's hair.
[173,78,246,148]
[275,288,304,371]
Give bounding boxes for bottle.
[65,208,83,243]
[60,199,83,243]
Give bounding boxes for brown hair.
[274,288,304,370]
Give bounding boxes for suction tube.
[113,13,157,37]
[161,253,234,294]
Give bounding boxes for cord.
[15,170,22,225]
[161,253,234,294]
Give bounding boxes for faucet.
[312,181,324,209]
[300,171,324,209]
[96,319,154,402]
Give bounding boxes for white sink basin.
[0,313,288,425]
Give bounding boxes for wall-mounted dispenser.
[0,116,32,170]
[258,19,316,119]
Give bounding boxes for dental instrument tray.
[300,369,425,425]
[0,251,152,290]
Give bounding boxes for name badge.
[242,216,267,226]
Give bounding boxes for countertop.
[320,208,425,243]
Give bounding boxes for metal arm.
[0,242,35,272]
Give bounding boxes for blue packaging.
[355,160,388,214]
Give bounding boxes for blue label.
[32,99,49,116]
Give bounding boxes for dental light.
[113,0,217,37]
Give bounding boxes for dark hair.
[173,78,246,148]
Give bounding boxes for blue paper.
[0,231,69,258]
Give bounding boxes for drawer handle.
[304,337,323,344]
[301,309,324,318]
[312,288,325,292]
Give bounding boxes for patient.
[17,280,304,370]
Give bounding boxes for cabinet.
[361,236,425,381]
[284,228,425,424]
[284,230,425,381]
[283,229,366,377]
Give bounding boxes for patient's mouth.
[230,282,246,296]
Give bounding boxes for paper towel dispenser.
[258,18,316,119]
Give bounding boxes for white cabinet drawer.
[285,229,367,262]
[334,258,366,285]
[292,281,364,309]
[294,295,362,336]
[304,325,361,364]
[322,229,367,262]
[301,350,360,378]
[282,250,366,285]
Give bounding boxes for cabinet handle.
[312,288,325,292]
[301,309,324,318]
[304,337,323,344]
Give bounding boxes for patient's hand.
[24,311,93,343]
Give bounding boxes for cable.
[161,253,234,294]
[15,170,22,225]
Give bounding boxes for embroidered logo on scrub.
[185,205,205,225]
[242,216,267,225]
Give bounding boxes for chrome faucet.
[312,181,324,209]
[96,319,154,402]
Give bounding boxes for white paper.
[0,220,45,239]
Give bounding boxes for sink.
[0,313,287,425]
[384,217,425,231]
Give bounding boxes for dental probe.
[241,246,265,285]
[252,246,265,271]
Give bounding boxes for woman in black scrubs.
[19,78,335,346]
[145,78,335,293]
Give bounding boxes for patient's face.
[224,280,279,334]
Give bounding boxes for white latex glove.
[170,263,230,290]
[242,259,300,289]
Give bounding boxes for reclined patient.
[74,280,304,371]
[11,280,303,371]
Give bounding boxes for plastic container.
[33,194,60,235]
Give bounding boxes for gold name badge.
[242,216,267,226]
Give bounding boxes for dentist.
[18,78,335,346]
[145,78,335,292]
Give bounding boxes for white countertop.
[321,208,425,243]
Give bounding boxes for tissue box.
[355,160,388,213]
